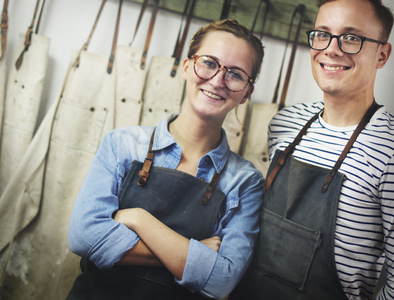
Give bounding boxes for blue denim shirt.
[68,114,264,299]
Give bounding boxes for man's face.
[311,0,391,99]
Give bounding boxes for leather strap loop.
[137,128,156,186]
[137,127,222,206]
[320,101,380,192]
[251,0,270,40]
[170,0,196,77]
[278,4,306,110]
[140,0,160,70]
[107,0,123,74]
[129,0,149,46]
[73,0,107,68]
[0,0,9,61]
[272,4,305,108]
[264,111,318,192]
[15,0,46,70]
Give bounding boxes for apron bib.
[67,129,226,300]
[231,102,380,300]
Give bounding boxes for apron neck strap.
[321,100,380,192]
[137,127,222,205]
[264,100,381,193]
[140,0,160,70]
[15,0,47,70]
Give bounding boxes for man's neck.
[322,94,375,127]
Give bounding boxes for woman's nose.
[208,67,226,88]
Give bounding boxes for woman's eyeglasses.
[191,55,253,92]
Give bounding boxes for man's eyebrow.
[315,25,366,35]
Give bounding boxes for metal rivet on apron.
[207,186,214,192]
[22,85,25,89]
[149,108,152,113]
[121,98,126,103]
[236,132,240,137]
[90,107,95,112]
[200,196,209,206]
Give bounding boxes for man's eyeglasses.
[191,55,253,92]
[306,30,384,54]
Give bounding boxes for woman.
[67,19,264,299]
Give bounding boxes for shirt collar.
[152,114,231,174]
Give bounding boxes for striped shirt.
[268,102,394,300]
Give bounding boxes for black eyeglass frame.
[306,30,385,54]
[191,54,254,92]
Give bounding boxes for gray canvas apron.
[67,128,226,300]
[230,102,379,300]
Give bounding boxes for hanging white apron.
[222,102,248,154]
[0,1,125,299]
[139,0,194,126]
[0,33,50,194]
[242,5,305,176]
[0,0,9,188]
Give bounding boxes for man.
[230,0,393,299]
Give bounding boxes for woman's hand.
[200,236,221,252]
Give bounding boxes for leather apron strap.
[138,127,221,205]
[15,0,47,69]
[129,0,149,46]
[220,0,232,20]
[107,0,123,74]
[264,100,380,192]
[0,0,9,61]
[73,0,107,68]
[271,4,305,109]
[250,0,270,40]
[140,0,160,70]
[170,0,196,77]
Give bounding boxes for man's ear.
[240,84,254,104]
[376,43,392,69]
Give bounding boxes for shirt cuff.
[175,238,218,293]
[89,222,139,269]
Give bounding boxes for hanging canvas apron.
[67,128,226,300]
[242,5,305,177]
[114,0,150,128]
[222,101,247,154]
[230,102,379,300]
[0,1,126,299]
[139,0,195,126]
[0,0,50,194]
[0,0,9,188]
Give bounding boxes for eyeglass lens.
[309,31,363,54]
[194,56,250,92]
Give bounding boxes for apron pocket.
[255,208,321,291]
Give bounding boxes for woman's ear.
[240,85,254,104]
[182,57,190,80]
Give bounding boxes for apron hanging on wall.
[114,0,149,128]
[0,0,50,195]
[243,4,306,177]
[0,1,124,299]
[0,0,9,173]
[220,0,249,155]
[139,0,194,126]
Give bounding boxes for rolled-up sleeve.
[176,170,264,299]
[68,130,140,269]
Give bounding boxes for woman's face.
[183,31,254,121]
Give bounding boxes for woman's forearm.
[114,208,190,280]
[115,239,163,266]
